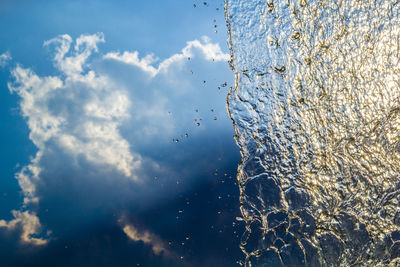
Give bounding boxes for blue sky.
[0,0,243,266]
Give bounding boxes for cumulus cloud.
[0,51,11,67]
[2,32,231,246]
[3,33,142,245]
[100,36,232,144]
[104,36,229,77]
[44,33,105,77]
[9,33,141,184]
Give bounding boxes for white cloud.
[2,32,231,246]
[44,33,105,77]
[122,223,170,257]
[104,51,159,77]
[104,36,229,77]
[3,33,142,245]
[0,51,11,67]
[0,211,47,246]
[9,34,141,184]
[101,36,232,143]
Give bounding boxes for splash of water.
[225,0,400,265]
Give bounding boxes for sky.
[0,0,244,266]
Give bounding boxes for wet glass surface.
[226,0,400,265]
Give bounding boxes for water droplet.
[235,216,244,221]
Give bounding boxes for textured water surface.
[225,0,400,266]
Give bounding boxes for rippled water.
[225,0,400,266]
